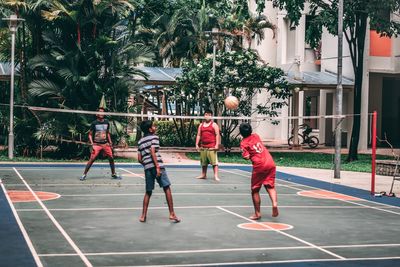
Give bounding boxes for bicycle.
[288,124,319,149]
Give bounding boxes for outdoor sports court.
[1,163,400,267]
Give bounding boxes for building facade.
[249,1,400,149]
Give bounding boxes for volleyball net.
[0,104,385,194]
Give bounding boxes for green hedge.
[155,120,199,146]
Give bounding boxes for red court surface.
[297,189,361,201]
[7,190,60,202]
[238,222,293,231]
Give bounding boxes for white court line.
[217,206,345,260]
[226,168,400,215]
[36,242,400,257]
[12,168,93,267]
[60,192,294,197]
[1,167,237,172]
[38,245,312,256]
[221,169,322,191]
[16,205,373,212]
[0,180,43,267]
[119,168,144,179]
[0,168,201,172]
[6,183,251,187]
[101,257,400,267]
[7,183,144,186]
[119,167,252,181]
[282,179,400,216]
[4,180,372,190]
[1,167,118,171]
[220,169,249,176]
[1,168,81,171]
[323,243,400,248]
[240,168,400,210]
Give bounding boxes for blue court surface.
[1,163,399,267]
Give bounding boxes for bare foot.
[196,175,207,179]
[249,214,261,220]
[169,216,181,223]
[272,207,279,217]
[139,216,146,223]
[214,177,220,182]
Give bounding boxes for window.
[304,95,319,129]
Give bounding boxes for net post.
[371,111,377,195]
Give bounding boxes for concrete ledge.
[376,160,400,176]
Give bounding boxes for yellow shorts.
[200,148,218,166]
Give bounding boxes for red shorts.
[90,144,113,159]
[251,164,276,190]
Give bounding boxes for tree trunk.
[18,23,27,103]
[77,23,81,46]
[347,75,362,161]
[347,14,368,162]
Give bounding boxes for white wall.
[320,28,354,79]
[249,1,290,141]
[248,1,400,149]
[248,0,278,66]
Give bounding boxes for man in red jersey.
[195,109,220,181]
[239,122,279,219]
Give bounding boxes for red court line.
[238,222,293,231]
[297,190,360,201]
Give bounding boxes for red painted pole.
[371,111,377,195]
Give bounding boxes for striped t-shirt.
[138,134,164,170]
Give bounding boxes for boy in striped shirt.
[137,120,180,223]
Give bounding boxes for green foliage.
[0,0,155,157]
[172,50,290,148]
[136,0,276,66]
[271,0,400,48]
[0,0,284,159]
[174,50,290,115]
[126,134,137,146]
[270,0,400,161]
[186,152,392,173]
[155,120,199,147]
[155,121,181,146]
[27,0,152,111]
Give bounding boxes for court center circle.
[7,190,61,203]
[238,222,293,231]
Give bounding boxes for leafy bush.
[126,134,138,146]
[172,50,291,149]
[155,120,199,147]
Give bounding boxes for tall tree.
[137,0,276,67]
[0,0,154,156]
[173,50,290,148]
[269,0,400,161]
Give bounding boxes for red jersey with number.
[200,122,217,148]
[240,133,276,189]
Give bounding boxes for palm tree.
[242,14,276,48]
[148,0,220,67]
[28,0,152,108]
[25,0,154,156]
